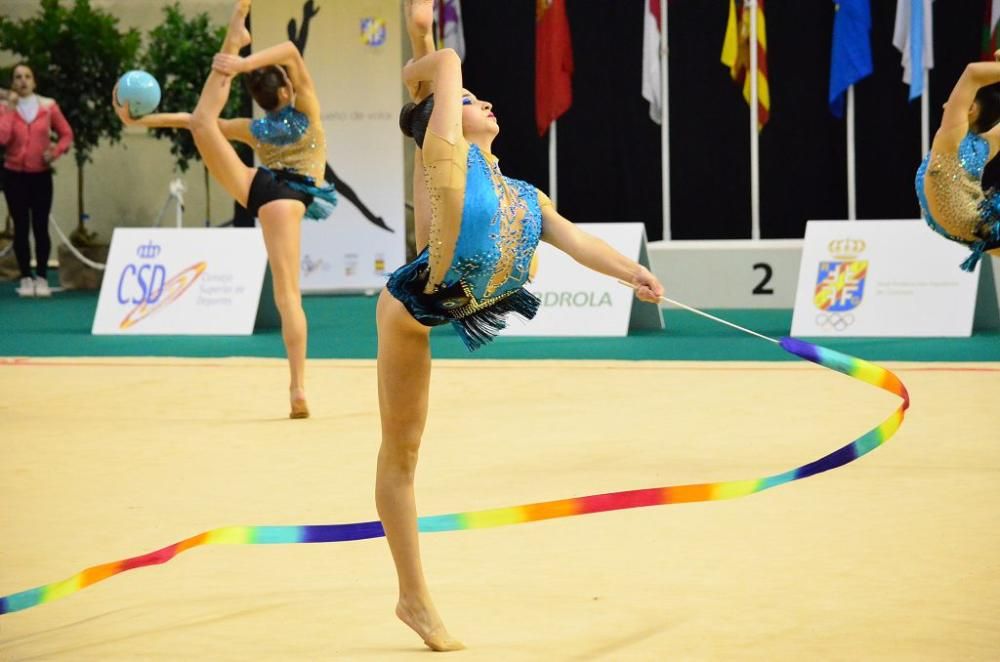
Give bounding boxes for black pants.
[3,169,53,278]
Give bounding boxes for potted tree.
[143,3,247,227]
[0,0,140,288]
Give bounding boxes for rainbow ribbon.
[0,337,908,616]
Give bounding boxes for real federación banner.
[254,0,406,293]
[791,220,981,337]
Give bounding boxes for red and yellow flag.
[721,0,770,129]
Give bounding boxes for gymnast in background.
[115,0,334,419]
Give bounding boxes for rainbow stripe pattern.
[0,338,909,616]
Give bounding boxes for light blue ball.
[116,70,161,118]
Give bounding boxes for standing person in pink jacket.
[0,63,74,297]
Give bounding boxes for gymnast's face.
[11,65,36,97]
[461,90,499,140]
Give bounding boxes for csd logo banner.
[93,229,267,335]
[792,221,982,337]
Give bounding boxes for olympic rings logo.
[815,313,855,332]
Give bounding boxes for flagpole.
[549,121,558,207]
[921,68,930,156]
[749,0,761,241]
[847,85,857,221]
[660,0,671,241]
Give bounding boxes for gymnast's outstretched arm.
[111,94,253,145]
[540,204,664,304]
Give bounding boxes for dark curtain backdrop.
[459,0,983,241]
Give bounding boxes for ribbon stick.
[0,302,908,616]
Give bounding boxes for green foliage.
[0,0,141,169]
[143,4,246,173]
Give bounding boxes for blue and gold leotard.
[387,131,550,350]
[915,132,1000,271]
[250,105,336,219]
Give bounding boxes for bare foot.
[289,388,309,419]
[396,598,465,652]
[405,0,434,38]
[225,0,252,52]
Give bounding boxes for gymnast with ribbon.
[113,0,333,419]
[916,50,1000,271]
[376,0,664,648]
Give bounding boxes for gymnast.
[916,51,1000,270]
[114,0,334,419]
[373,0,664,651]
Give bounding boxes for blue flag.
[892,0,934,101]
[829,0,873,117]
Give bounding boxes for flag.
[535,0,574,136]
[642,0,664,124]
[721,0,770,129]
[892,0,934,101]
[829,0,873,118]
[983,0,1000,60]
[436,0,465,61]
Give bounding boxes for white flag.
[986,0,1000,57]
[436,0,466,61]
[642,0,664,124]
[892,0,934,100]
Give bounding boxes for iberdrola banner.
[253,0,405,292]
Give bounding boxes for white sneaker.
[34,275,51,297]
[16,276,35,297]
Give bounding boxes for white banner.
[648,239,802,309]
[92,228,267,335]
[254,0,406,293]
[791,220,982,337]
[505,223,663,337]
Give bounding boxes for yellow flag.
[720,0,770,129]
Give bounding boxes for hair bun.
[399,102,417,138]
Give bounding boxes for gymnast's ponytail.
[399,94,435,148]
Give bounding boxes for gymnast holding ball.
[113,0,336,420]
[115,70,162,119]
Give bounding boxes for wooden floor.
[1,358,998,660]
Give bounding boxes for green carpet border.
[1,289,998,362]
